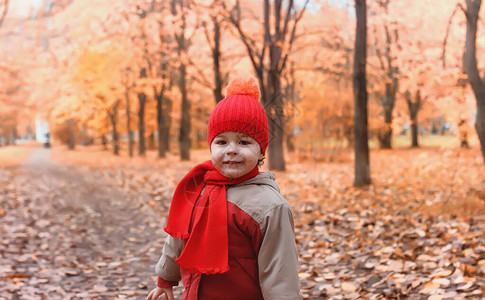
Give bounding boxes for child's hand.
[146,287,174,300]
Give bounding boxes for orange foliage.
[0,0,482,151]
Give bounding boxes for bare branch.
[187,57,213,89]
[441,3,466,69]
[229,0,263,76]
[274,0,284,38]
[187,19,201,44]
[372,26,386,71]
[279,0,310,73]
[281,0,294,39]
[294,65,346,78]
[202,21,215,50]
[264,0,271,43]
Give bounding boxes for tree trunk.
[375,2,399,150]
[380,81,397,149]
[125,88,134,157]
[284,63,297,153]
[12,125,17,145]
[266,54,286,170]
[263,0,286,171]
[229,0,308,170]
[138,93,146,156]
[148,132,156,150]
[109,101,120,155]
[162,97,172,153]
[156,90,166,158]
[381,112,393,148]
[4,125,16,145]
[67,118,75,150]
[179,63,191,160]
[464,0,485,164]
[173,0,191,160]
[101,135,107,150]
[4,126,11,145]
[4,128,10,146]
[212,16,224,103]
[476,104,485,159]
[286,133,295,153]
[410,123,418,147]
[353,0,371,187]
[409,101,419,148]
[405,90,422,148]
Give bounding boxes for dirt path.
[0,147,174,299]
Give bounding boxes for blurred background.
[0,0,480,166]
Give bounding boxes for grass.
[0,143,39,167]
[392,134,480,148]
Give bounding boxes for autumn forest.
[1,0,485,299]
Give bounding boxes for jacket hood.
[234,172,280,192]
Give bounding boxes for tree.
[354,0,371,187]
[463,0,485,164]
[284,3,355,154]
[171,0,193,160]
[107,99,120,155]
[282,62,298,153]
[400,45,432,149]
[122,67,135,157]
[208,12,224,104]
[229,0,309,171]
[67,118,76,150]
[404,89,425,148]
[70,46,126,153]
[124,1,175,159]
[137,68,147,156]
[0,64,23,146]
[153,7,173,158]
[370,0,400,149]
[197,0,229,104]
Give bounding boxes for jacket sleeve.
[258,203,301,300]
[155,234,184,285]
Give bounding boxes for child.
[146,75,301,300]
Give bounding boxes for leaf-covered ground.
[0,144,484,299]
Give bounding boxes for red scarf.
[164,160,259,274]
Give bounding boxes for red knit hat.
[207,75,269,155]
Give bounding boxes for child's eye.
[216,140,226,145]
[239,140,251,145]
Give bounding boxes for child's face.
[211,131,263,178]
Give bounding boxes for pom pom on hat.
[225,75,260,101]
[207,74,269,154]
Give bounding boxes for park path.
[0,146,177,299]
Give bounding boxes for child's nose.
[225,142,238,155]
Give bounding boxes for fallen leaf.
[420,281,440,294]
[341,282,358,292]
